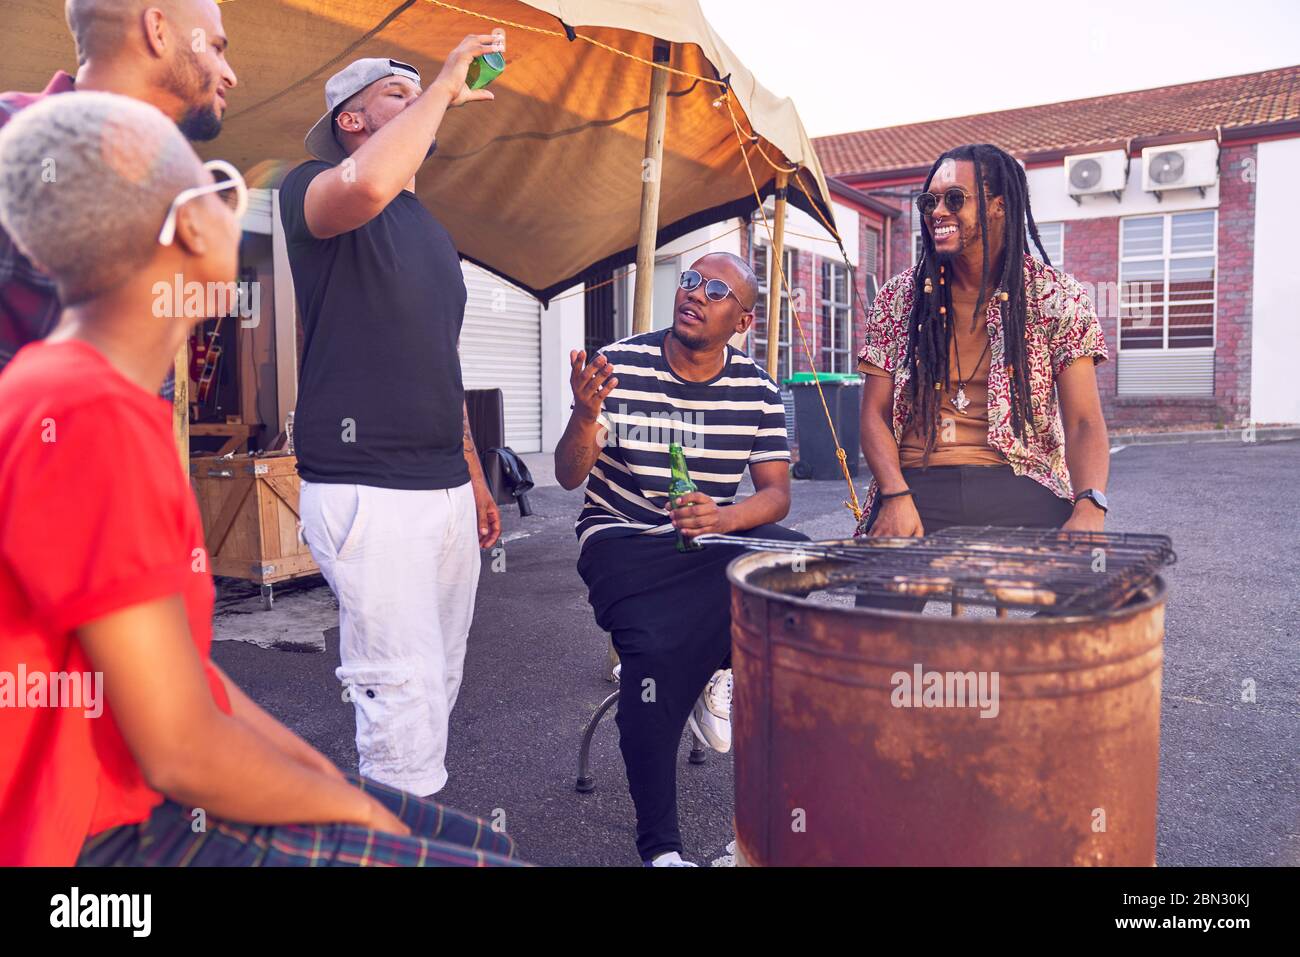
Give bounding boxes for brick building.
[814,67,1300,430]
[737,180,899,382]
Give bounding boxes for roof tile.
[814,66,1300,177]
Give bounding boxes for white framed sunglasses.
[158,159,248,246]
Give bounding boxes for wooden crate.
[190,452,318,605]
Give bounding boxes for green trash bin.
[783,374,862,480]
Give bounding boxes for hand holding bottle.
[669,491,732,541]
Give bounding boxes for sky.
[698,0,1300,138]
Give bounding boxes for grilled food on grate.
[698,527,1175,613]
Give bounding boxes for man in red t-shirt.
[0,92,519,866]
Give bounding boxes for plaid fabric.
[0,72,74,373]
[75,775,525,867]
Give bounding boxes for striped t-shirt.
[575,329,790,552]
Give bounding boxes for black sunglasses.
[679,269,752,311]
[915,186,972,218]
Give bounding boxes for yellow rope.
[540,224,843,304]
[721,106,799,176]
[721,105,877,399]
[723,95,862,522]
[423,0,728,88]
[789,170,883,354]
[525,223,744,302]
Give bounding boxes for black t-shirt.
[278,160,469,489]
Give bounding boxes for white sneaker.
[644,851,698,867]
[688,668,733,753]
[606,643,620,683]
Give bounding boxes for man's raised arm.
[554,349,617,490]
[303,34,503,239]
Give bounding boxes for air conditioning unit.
[1141,139,1219,198]
[1064,149,1128,203]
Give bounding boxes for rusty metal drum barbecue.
[715,527,1175,867]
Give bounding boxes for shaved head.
[694,252,759,312]
[67,0,174,64]
[65,0,234,141]
[0,91,203,305]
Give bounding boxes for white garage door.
[459,262,542,452]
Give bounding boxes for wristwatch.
[1074,488,1109,513]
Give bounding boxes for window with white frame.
[750,243,794,382]
[863,227,881,281]
[1029,221,1064,268]
[1119,210,1216,350]
[819,260,853,374]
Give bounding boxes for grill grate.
[701,526,1175,614]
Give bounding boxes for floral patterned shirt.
[855,255,1108,534]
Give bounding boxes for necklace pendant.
[951,386,971,414]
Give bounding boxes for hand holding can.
[435,32,505,105]
[467,29,506,90]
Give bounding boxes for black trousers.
[577,523,809,861]
[859,464,1074,611]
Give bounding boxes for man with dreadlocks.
[856,143,1111,546]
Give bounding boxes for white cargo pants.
[299,480,481,796]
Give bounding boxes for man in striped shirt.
[555,252,807,866]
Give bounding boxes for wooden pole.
[271,190,300,438]
[765,170,790,381]
[173,344,189,473]
[632,41,671,334]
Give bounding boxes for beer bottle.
[668,442,704,552]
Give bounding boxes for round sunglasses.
[678,269,753,311]
[915,186,972,218]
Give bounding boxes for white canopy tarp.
[3,0,836,302]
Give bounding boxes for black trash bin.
[785,373,862,480]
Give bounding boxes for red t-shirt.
[0,339,231,865]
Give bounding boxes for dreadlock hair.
[905,143,1050,458]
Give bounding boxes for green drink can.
[466,51,505,90]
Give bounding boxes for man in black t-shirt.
[279,39,504,797]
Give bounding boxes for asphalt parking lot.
[212,437,1299,866]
